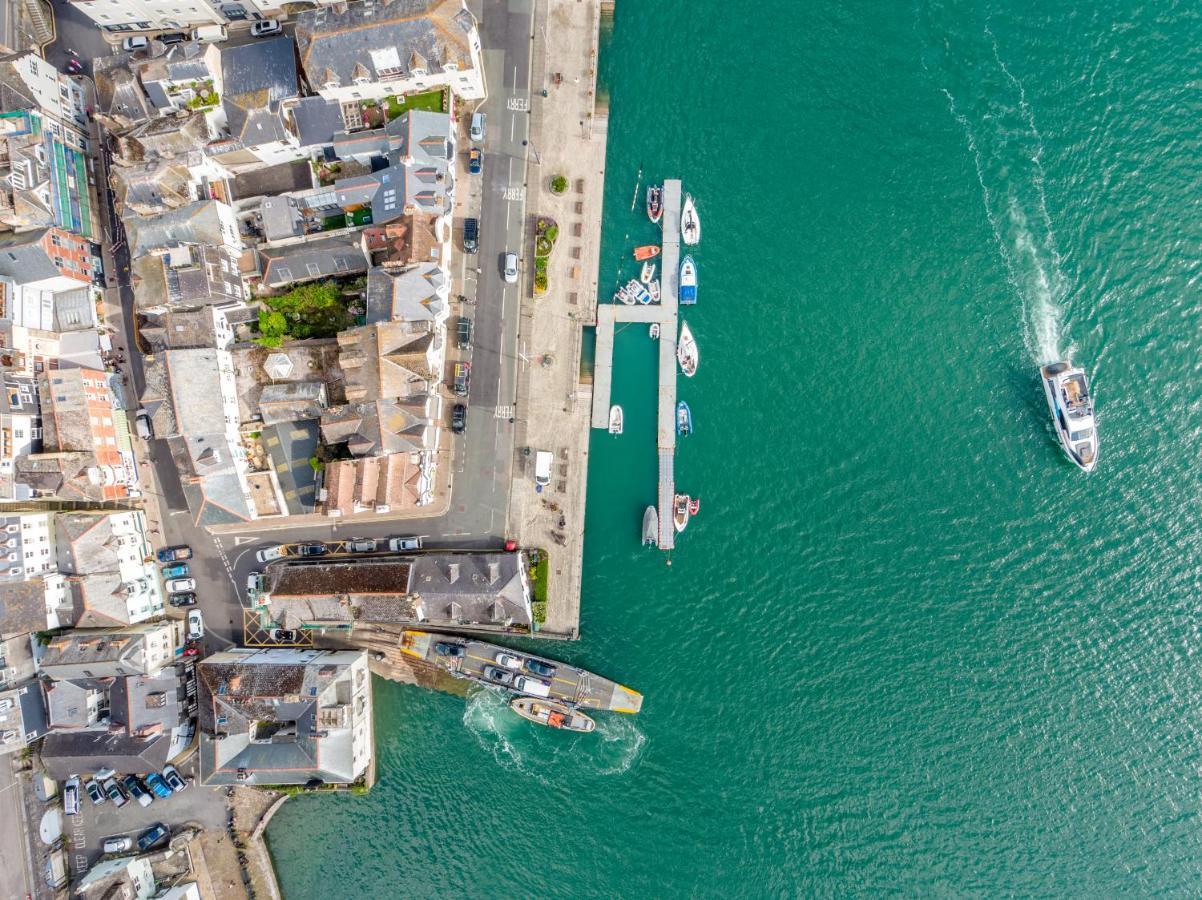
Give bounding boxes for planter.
[549,174,568,195]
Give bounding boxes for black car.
[157,32,187,44]
[451,404,467,434]
[524,658,556,678]
[434,641,464,657]
[169,592,197,607]
[297,542,327,557]
[137,823,170,852]
[463,217,479,253]
[457,317,472,350]
[482,665,514,685]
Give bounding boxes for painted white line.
[506,201,512,229]
[510,114,516,142]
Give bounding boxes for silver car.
[503,252,518,284]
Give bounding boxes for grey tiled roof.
[257,235,367,287]
[126,200,228,256]
[0,229,58,283]
[220,36,298,146]
[0,580,48,636]
[40,730,172,780]
[290,96,345,149]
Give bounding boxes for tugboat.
[681,194,701,245]
[608,404,623,435]
[646,184,663,224]
[676,400,692,436]
[510,697,596,733]
[1040,360,1098,472]
[677,320,698,377]
[673,493,691,533]
[642,505,659,545]
[633,245,661,261]
[679,255,697,305]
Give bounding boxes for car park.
[186,610,204,642]
[463,217,479,253]
[168,592,196,608]
[144,772,172,799]
[503,251,519,284]
[121,36,149,51]
[495,652,522,670]
[137,823,169,852]
[102,836,133,854]
[482,665,514,686]
[469,147,482,175]
[269,628,297,643]
[451,403,467,435]
[162,766,187,793]
[85,779,104,806]
[453,361,470,396]
[166,577,195,593]
[102,777,127,807]
[524,658,556,678]
[434,641,464,657]
[457,317,472,350]
[251,18,281,36]
[63,777,79,816]
[161,563,189,579]
[156,545,191,563]
[298,542,327,557]
[388,536,423,552]
[256,545,284,563]
[122,775,152,808]
[345,538,376,553]
[470,111,486,142]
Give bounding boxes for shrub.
[544,224,559,243]
[532,602,547,625]
[534,271,548,292]
[550,175,568,194]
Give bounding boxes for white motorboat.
[608,404,623,435]
[614,283,636,305]
[650,323,660,339]
[681,194,701,245]
[677,320,698,377]
[640,261,656,284]
[626,278,651,305]
[1040,361,1098,472]
[679,255,697,305]
[673,494,690,533]
[642,505,658,545]
[648,279,660,302]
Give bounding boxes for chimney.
[446,563,459,583]
[487,562,499,585]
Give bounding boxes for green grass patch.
[384,88,448,121]
[531,552,549,603]
[321,214,347,231]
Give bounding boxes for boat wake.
[924,19,1069,364]
[462,686,646,779]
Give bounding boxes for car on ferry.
[482,665,514,686]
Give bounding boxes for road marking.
[495,405,514,419]
[510,113,516,141]
[505,201,512,228]
[503,186,525,202]
[233,536,255,545]
[507,97,529,112]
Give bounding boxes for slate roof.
[219,36,299,145]
[260,195,304,242]
[320,397,431,457]
[257,235,367,287]
[258,382,327,425]
[140,308,220,352]
[126,200,228,256]
[0,229,61,283]
[365,263,447,323]
[40,730,173,779]
[0,579,47,636]
[337,320,436,404]
[290,96,345,149]
[323,452,423,516]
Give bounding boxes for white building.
[55,511,165,626]
[0,512,54,582]
[0,53,88,136]
[67,0,226,33]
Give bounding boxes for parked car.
[165,577,195,593]
[434,641,464,657]
[463,217,479,253]
[156,545,192,563]
[102,777,127,807]
[251,18,281,36]
[182,646,200,659]
[512,675,551,697]
[297,542,327,557]
[457,317,472,350]
[121,36,149,51]
[482,665,514,686]
[161,563,189,579]
[168,592,196,608]
[345,538,376,553]
[84,779,104,806]
[503,251,518,284]
[470,111,486,142]
[388,536,423,552]
[137,823,169,852]
[144,772,172,799]
[102,836,133,854]
[63,777,80,816]
[186,609,204,642]
[468,147,482,175]
[134,412,153,439]
[524,658,556,678]
[269,628,296,643]
[451,403,467,435]
[190,23,226,42]
[157,32,186,44]
[122,775,152,808]
[494,652,522,670]
[453,361,471,396]
[162,766,187,793]
[255,544,284,563]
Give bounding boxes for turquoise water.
[267,1,1202,894]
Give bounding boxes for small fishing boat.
[614,284,636,306]
[633,244,661,261]
[509,697,596,733]
[1040,360,1098,472]
[625,278,651,305]
[681,194,701,245]
[673,493,690,533]
[650,323,660,339]
[608,404,623,435]
[676,400,692,436]
[642,505,658,545]
[646,184,663,224]
[677,320,698,377]
[640,261,656,284]
[679,255,697,306]
[648,280,660,302]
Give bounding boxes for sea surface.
[266,1,1202,894]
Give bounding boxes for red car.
[182,646,201,658]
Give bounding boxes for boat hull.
[633,245,661,261]
[673,494,690,532]
[679,255,697,305]
[510,697,596,733]
[677,320,698,377]
[681,194,701,245]
[1039,361,1098,472]
[608,404,623,435]
[646,185,663,224]
[642,505,658,545]
[676,400,692,436]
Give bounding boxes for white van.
[135,413,152,440]
[191,24,227,42]
[534,450,553,488]
[512,675,551,698]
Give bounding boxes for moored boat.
[510,697,596,733]
[650,323,660,339]
[614,283,636,305]
[646,185,663,224]
[608,404,623,435]
[673,493,690,532]
[642,505,658,545]
[688,497,700,516]
[1039,360,1098,472]
[679,255,697,305]
[633,244,661,261]
[677,320,698,377]
[625,278,651,305]
[681,194,701,245]
[649,280,660,302]
[676,400,692,436]
[640,261,656,284]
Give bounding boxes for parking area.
[242,608,315,648]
